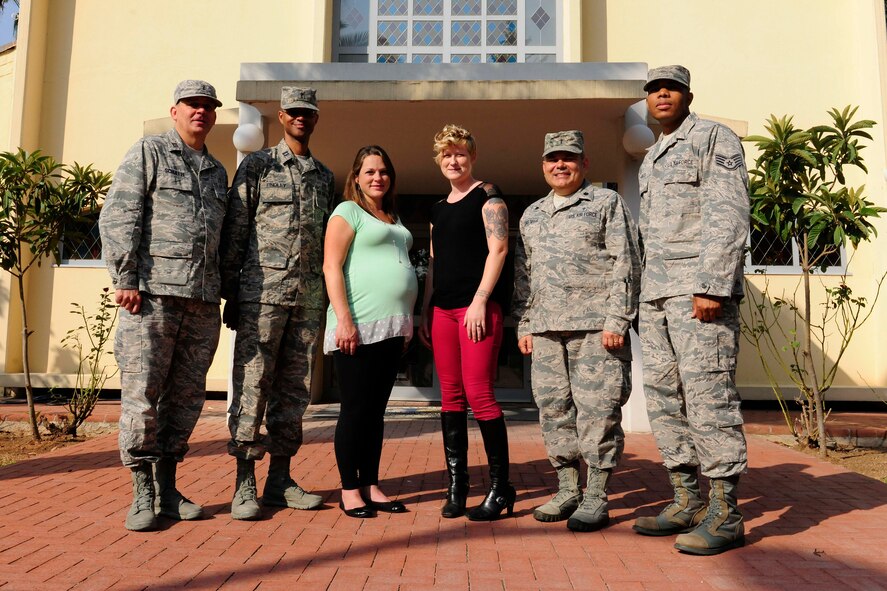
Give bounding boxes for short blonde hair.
[433,124,476,164]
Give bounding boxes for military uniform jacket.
[512,181,641,340]
[220,139,334,309]
[99,129,228,303]
[638,113,749,302]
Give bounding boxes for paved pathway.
[1,414,887,590]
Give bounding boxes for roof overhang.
[233,63,649,196]
[237,62,648,106]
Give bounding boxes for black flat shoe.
[338,500,375,518]
[366,499,408,513]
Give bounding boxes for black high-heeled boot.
[441,411,469,518]
[467,416,515,521]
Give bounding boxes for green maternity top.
[323,200,418,353]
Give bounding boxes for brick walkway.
[2,411,887,590]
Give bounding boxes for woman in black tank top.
[418,124,515,521]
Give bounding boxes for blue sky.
[0,5,16,47]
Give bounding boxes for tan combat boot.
[674,475,744,555]
[231,458,261,520]
[154,458,203,520]
[634,467,706,536]
[533,462,582,522]
[262,455,323,510]
[566,467,610,532]
[125,463,157,532]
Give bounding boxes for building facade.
[1,1,886,425]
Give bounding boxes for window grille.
[59,214,103,265]
[746,228,845,274]
[335,0,560,63]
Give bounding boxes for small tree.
[741,107,886,456]
[45,288,118,438]
[0,149,111,440]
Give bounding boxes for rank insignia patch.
[715,153,743,170]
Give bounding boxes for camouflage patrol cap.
[542,130,584,157]
[173,79,222,107]
[281,87,319,111]
[644,65,691,92]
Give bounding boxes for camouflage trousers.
[530,331,631,470]
[116,295,221,468]
[639,295,747,478]
[227,302,321,460]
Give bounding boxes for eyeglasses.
[284,108,318,119]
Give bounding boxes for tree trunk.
[16,270,41,441]
[800,240,826,457]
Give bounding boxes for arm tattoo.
[483,202,508,240]
[475,289,490,301]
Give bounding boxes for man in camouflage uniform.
[633,65,749,555]
[513,130,640,532]
[100,80,227,532]
[220,87,334,520]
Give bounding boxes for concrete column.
[619,100,653,433]
[227,103,265,413]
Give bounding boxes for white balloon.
[623,124,656,158]
[233,124,264,153]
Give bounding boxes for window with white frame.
[59,214,103,265]
[746,227,845,274]
[335,0,560,63]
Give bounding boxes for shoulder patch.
[715,153,743,170]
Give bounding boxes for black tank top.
[430,183,510,310]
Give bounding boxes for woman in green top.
[323,145,418,518]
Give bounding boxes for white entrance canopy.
[235,62,649,196]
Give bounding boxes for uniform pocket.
[257,248,290,269]
[148,241,193,285]
[155,174,195,216]
[663,167,698,185]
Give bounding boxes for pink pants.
[431,301,504,421]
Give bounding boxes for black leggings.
[333,337,404,490]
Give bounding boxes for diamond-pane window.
[451,53,482,63]
[414,0,443,15]
[525,0,555,45]
[487,0,517,15]
[452,0,481,15]
[378,21,408,46]
[344,6,365,27]
[749,228,792,267]
[451,21,482,46]
[338,0,370,49]
[379,0,408,15]
[531,6,550,29]
[335,1,561,63]
[377,53,407,63]
[413,53,443,63]
[747,227,846,272]
[60,216,102,262]
[487,20,517,46]
[413,21,443,46]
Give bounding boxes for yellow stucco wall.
[597,0,887,396]
[1,0,331,390]
[0,45,15,374]
[38,0,329,172]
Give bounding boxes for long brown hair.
[343,145,398,219]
